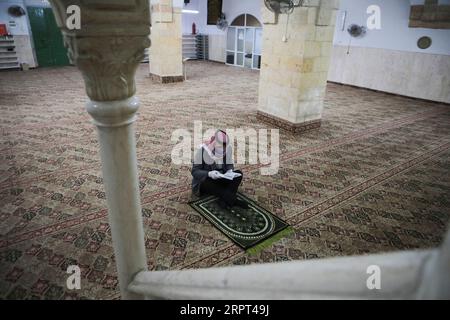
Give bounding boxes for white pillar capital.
[49,0,151,101]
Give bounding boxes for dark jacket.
[191,146,234,196]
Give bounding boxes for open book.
[218,171,242,180]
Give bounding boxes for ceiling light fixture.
[182,9,199,14]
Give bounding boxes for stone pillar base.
[150,73,184,84]
[257,111,322,133]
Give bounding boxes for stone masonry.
[258,0,339,132]
[149,0,184,83]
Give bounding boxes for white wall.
[182,0,261,35]
[223,0,261,28]
[182,0,262,62]
[0,0,29,36]
[329,0,450,103]
[24,0,51,8]
[333,0,450,55]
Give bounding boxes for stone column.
[149,0,184,83]
[257,0,339,133]
[49,0,150,299]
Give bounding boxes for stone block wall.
[328,45,450,104]
[149,0,184,83]
[258,0,339,131]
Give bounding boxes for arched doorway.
[226,14,262,70]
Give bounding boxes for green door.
[27,7,70,67]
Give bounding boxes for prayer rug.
[189,192,291,251]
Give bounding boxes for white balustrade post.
[417,228,450,299]
[49,0,151,299]
[86,98,148,300]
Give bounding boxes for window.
[246,14,262,27]
[207,0,223,25]
[231,14,245,27]
[231,14,262,28]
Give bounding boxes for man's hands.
[208,170,222,180]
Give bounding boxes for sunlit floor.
[0,61,449,299]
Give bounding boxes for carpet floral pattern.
[0,61,449,299]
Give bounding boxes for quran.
[218,171,242,180]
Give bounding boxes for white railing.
[127,230,449,299]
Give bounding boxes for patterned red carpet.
[0,61,449,299]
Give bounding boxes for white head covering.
[202,130,229,160]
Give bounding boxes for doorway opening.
[27,7,70,67]
[226,14,262,70]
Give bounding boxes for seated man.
[191,130,248,209]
